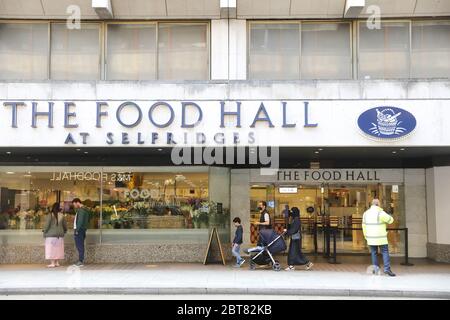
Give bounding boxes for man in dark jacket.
[72,198,90,266]
[232,217,245,267]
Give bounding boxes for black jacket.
[286,217,301,237]
[233,225,243,244]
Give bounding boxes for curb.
[0,287,449,299]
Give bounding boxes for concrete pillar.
[230,169,251,246]
[211,19,247,80]
[209,166,231,210]
[209,167,232,256]
[426,167,450,263]
[404,169,427,258]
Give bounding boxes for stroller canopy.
[259,229,287,253]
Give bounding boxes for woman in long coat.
[43,202,67,267]
[284,207,314,271]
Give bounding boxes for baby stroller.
[246,229,287,271]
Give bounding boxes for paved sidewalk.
[0,257,449,299]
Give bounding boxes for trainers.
[233,264,241,268]
[285,266,295,271]
[239,259,246,266]
[305,262,314,270]
[384,269,396,277]
[73,261,84,267]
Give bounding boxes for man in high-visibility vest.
[362,199,396,277]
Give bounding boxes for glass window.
[358,21,410,79]
[106,24,157,80]
[158,23,209,80]
[411,21,450,78]
[249,23,300,80]
[301,23,351,80]
[100,172,209,234]
[0,170,102,244]
[50,23,100,80]
[0,23,48,80]
[0,168,230,246]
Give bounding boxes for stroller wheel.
[272,261,281,272]
[249,261,256,270]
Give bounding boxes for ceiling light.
[6,172,14,174]
[6,151,11,155]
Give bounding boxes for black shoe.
[384,269,396,277]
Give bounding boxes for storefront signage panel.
[0,99,442,147]
[251,169,404,184]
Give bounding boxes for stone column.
[209,166,231,210]
[426,167,450,263]
[404,169,427,258]
[230,169,251,247]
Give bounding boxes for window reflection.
[100,172,211,229]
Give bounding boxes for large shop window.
[0,168,229,244]
[411,21,450,78]
[157,23,209,80]
[50,24,101,80]
[358,21,410,79]
[106,24,157,80]
[0,23,49,80]
[106,22,209,80]
[0,21,209,81]
[248,22,351,80]
[250,183,405,255]
[249,23,300,80]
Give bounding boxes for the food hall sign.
[0,100,418,147]
[265,169,404,184]
[0,100,317,146]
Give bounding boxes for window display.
[0,167,230,244]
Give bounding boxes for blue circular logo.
[357,106,416,140]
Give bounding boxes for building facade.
[0,0,450,263]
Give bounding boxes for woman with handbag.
[284,207,314,271]
[43,202,67,268]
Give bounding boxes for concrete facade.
[426,167,450,262]
[0,1,450,264]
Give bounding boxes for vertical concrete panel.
[211,19,229,80]
[426,168,436,244]
[229,19,247,80]
[209,166,230,209]
[230,169,250,246]
[211,19,247,81]
[433,167,450,245]
[404,169,427,257]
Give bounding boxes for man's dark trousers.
[74,228,86,262]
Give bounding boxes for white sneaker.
[285,266,295,271]
[305,262,314,270]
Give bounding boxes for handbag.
[291,231,301,240]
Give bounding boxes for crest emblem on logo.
[358,107,416,140]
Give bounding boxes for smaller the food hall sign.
[273,169,403,183]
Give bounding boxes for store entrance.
[250,183,404,254]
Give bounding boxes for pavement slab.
[0,257,449,299]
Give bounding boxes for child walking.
[232,217,245,267]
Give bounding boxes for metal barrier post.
[313,223,318,254]
[323,225,330,258]
[328,228,340,264]
[400,227,414,266]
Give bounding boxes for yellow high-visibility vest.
[362,205,394,246]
